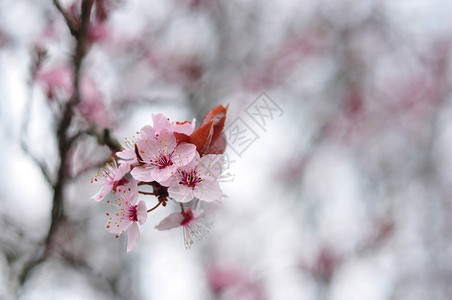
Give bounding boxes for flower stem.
[147,201,162,213]
[138,181,154,186]
[139,191,157,196]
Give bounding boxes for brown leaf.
[201,104,228,144]
[204,132,226,154]
[189,120,214,154]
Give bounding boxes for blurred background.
[1,0,452,299]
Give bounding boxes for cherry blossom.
[116,126,151,166]
[91,105,227,251]
[105,180,147,252]
[168,152,224,203]
[155,204,206,248]
[131,128,196,184]
[116,136,139,165]
[91,160,130,202]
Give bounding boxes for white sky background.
[2,0,452,299]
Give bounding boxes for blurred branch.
[20,49,53,187]
[59,249,120,298]
[68,128,121,152]
[18,0,95,287]
[20,141,54,187]
[52,0,78,37]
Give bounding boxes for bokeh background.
[2,0,452,299]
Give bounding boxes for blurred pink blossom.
[35,65,73,99]
[78,77,114,128]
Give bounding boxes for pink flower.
[152,113,196,135]
[91,160,130,202]
[168,153,224,203]
[116,132,142,166]
[155,205,206,248]
[105,180,147,252]
[131,127,196,184]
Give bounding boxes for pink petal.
[173,118,196,135]
[177,151,200,172]
[91,184,113,202]
[151,164,177,183]
[140,125,155,138]
[128,179,138,205]
[116,149,136,160]
[172,143,197,167]
[155,212,184,230]
[115,162,131,179]
[136,201,147,225]
[168,183,195,203]
[115,185,133,206]
[155,131,177,152]
[194,180,223,202]
[127,222,140,252]
[106,213,132,234]
[131,165,154,182]
[199,154,224,179]
[152,114,172,133]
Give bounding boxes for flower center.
[128,205,138,222]
[153,151,173,169]
[181,207,194,226]
[178,169,203,188]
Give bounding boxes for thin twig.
[147,201,162,213]
[139,191,157,196]
[20,141,54,187]
[52,0,78,36]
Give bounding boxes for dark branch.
[52,0,78,36]
[18,0,95,286]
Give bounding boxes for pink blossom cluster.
[91,105,228,251]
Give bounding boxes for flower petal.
[140,125,155,138]
[155,212,184,230]
[151,164,177,183]
[155,131,177,153]
[172,143,197,167]
[114,163,131,180]
[152,113,172,133]
[106,212,132,234]
[173,118,196,135]
[199,154,224,179]
[168,183,195,203]
[127,222,140,252]
[115,185,133,206]
[116,149,136,160]
[91,184,113,202]
[128,179,138,205]
[131,165,154,182]
[194,180,223,202]
[136,200,147,225]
